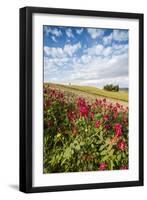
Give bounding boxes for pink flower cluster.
[99,163,107,170]
[118,140,126,151]
[77,98,89,119]
[114,123,122,137]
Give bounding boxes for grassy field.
[46,83,128,102]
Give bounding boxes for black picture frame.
[19,6,144,193]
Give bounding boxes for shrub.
[104,84,119,92]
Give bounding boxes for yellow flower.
[57,133,61,138]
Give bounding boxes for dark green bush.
[104,84,119,92]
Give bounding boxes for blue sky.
[43,26,128,88]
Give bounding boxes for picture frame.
[19,6,144,193]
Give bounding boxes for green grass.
[45,83,128,102]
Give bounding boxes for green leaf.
[75,144,80,151]
[105,138,111,145]
[99,144,107,151]
[95,114,102,120]
[64,147,72,160]
[117,154,121,161]
[101,155,109,162]
[109,149,114,156]
[100,150,107,155]
[110,160,114,170]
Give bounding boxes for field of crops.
[43,83,129,173]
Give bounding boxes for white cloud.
[64,42,81,56]
[113,30,128,41]
[66,28,74,38]
[84,44,104,56]
[103,31,128,46]
[44,42,81,58]
[76,28,83,34]
[87,28,104,39]
[103,33,113,45]
[84,43,128,58]
[44,26,62,37]
[66,51,128,87]
[44,39,128,88]
[103,46,112,57]
[81,55,92,64]
[44,46,64,58]
[51,36,57,42]
[112,44,128,55]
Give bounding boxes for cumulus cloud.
[103,33,113,45]
[66,28,74,38]
[44,26,62,37]
[44,26,128,88]
[84,44,104,56]
[64,42,81,56]
[44,42,128,87]
[76,28,83,34]
[113,30,128,41]
[87,28,104,39]
[44,42,81,58]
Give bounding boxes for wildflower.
[80,106,89,118]
[114,123,122,137]
[103,115,109,121]
[118,140,126,151]
[99,163,107,170]
[120,165,128,170]
[46,100,51,107]
[67,111,76,121]
[105,124,111,130]
[90,112,94,120]
[95,120,100,128]
[113,111,118,119]
[116,103,120,108]
[77,98,89,118]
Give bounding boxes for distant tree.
[103,84,119,92]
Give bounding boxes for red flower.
[120,165,128,170]
[116,103,120,108]
[114,123,122,130]
[103,115,109,121]
[114,123,122,137]
[99,163,107,170]
[113,107,117,112]
[45,100,51,107]
[90,112,95,120]
[113,111,118,119]
[77,98,89,118]
[95,120,100,128]
[80,106,89,118]
[105,124,111,130]
[67,111,76,121]
[118,140,126,151]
